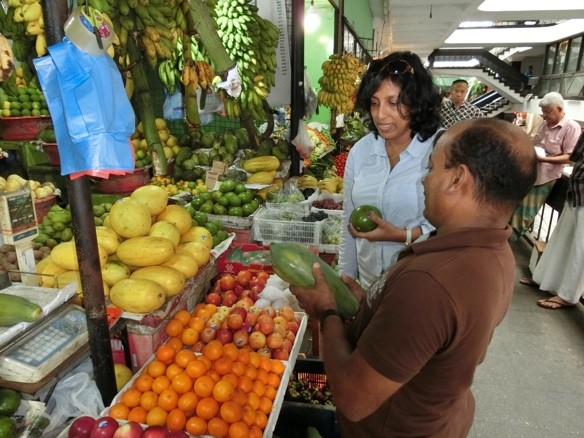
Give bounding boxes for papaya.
[149,220,181,248]
[130,266,186,297]
[130,184,169,216]
[50,241,108,271]
[161,253,199,279]
[109,279,167,313]
[108,198,152,238]
[0,389,20,417]
[0,294,43,326]
[116,236,175,267]
[155,205,192,235]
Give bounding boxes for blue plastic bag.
[33,37,135,179]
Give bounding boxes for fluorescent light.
[445,19,584,44]
[479,0,582,11]
[304,0,320,33]
[433,59,481,68]
[524,20,538,25]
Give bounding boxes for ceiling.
[367,0,584,62]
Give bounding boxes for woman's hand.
[349,212,403,242]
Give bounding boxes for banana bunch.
[214,0,280,121]
[130,118,179,167]
[3,0,46,57]
[298,175,318,189]
[318,53,367,119]
[318,176,344,194]
[177,60,213,91]
[0,34,15,82]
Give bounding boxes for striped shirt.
[568,131,584,207]
[440,100,485,129]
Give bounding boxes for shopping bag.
[33,37,135,179]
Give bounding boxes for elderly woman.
[339,51,442,292]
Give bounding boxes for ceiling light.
[433,59,481,68]
[304,0,320,34]
[460,21,495,28]
[479,0,581,11]
[524,20,538,25]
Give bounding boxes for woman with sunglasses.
[339,51,442,293]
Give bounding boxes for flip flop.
[520,277,539,287]
[536,297,575,310]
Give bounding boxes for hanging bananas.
[0,34,15,82]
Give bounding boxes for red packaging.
[216,243,274,274]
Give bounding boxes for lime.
[228,206,243,217]
[184,204,196,216]
[234,183,247,194]
[238,190,254,204]
[217,195,230,207]
[194,211,208,225]
[212,235,221,248]
[228,195,242,207]
[219,179,236,193]
[16,87,26,95]
[21,102,32,110]
[40,109,49,115]
[191,219,199,227]
[200,201,214,214]
[1,109,9,117]
[0,416,16,438]
[211,190,223,202]
[205,222,218,235]
[242,202,257,216]
[19,94,30,103]
[213,203,227,215]
[191,196,204,210]
[216,230,229,242]
[208,219,224,231]
[31,109,40,116]
[21,109,31,116]
[31,101,41,110]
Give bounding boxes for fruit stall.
[0,0,377,436]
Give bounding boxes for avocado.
[0,389,21,417]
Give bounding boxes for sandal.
[536,297,575,310]
[519,277,539,288]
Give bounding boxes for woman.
[339,51,442,292]
[521,130,584,309]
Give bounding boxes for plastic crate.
[265,187,319,214]
[0,116,52,141]
[252,207,323,245]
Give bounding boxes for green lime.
[194,211,208,225]
[238,190,254,204]
[20,109,31,116]
[191,219,199,227]
[208,219,224,231]
[21,102,32,110]
[213,203,227,215]
[217,195,230,207]
[31,109,40,116]
[184,204,196,216]
[211,190,223,202]
[190,196,204,210]
[228,195,242,207]
[212,235,221,248]
[200,201,214,214]
[18,94,30,103]
[199,192,212,203]
[227,206,243,217]
[0,416,16,438]
[31,101,41,109]
[242,202,257,216]
[10,109,21,116]
[40,109,49,115]
[216,230,229,242]
[219,179,236,193]
[205,222,218,235]
[16,87,27,95]
[234,183,247,194]
[250,199,260,211]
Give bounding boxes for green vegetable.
[0,416,16,438]
[350,205,381,232]
[0,294,43,326]
[270,243,359,317]
[0,389,21,417]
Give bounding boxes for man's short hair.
[444,119,537,210]
[539,92,564,109]
[451,79,468,87]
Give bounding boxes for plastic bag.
[291,119,314,159]
[304,67,318,118]
[163,88,184,120]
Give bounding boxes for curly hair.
[355,51,442,142]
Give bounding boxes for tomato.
[219,274,236,291]
[350,205,381,232]
[236,270,253,287]
[255,271,270,282]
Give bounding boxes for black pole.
[40,1,117,405]
[289,0,305,176]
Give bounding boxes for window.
[545,44,556,75]
[566,36,582,72]
[554,40,569,74]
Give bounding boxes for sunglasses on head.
[369,59,414,76]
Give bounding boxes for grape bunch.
[312,199,343,210]
[302,211,329,222]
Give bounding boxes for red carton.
[216,243,273,274]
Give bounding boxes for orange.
[237,349,250,365]
[246,392,260,411]
[196,396,219,420]
[259,396,273,415]
[193,302,206,314]
[263,385,277,401]
[166,336,184,353]
[222,373,239,388]
[231,361,246,377]
[146,405,168,426]
[214,357,234,376]
[166,408,187,432]
[156,344,176,365]
[165,319,184,338]
[254,410,268,429]
[127,406,147,424]
[152,375,171,394]
[157,388,179,411]
[222,343,239,361]
[177,391,198,413]
[255,369,269,385]
[181,327,200,346]
[109,402,129,420]
[194,375,215,398]
[207,369,221,383]
[271,359,285,375]
[186,359,208,379]
[185,416,207,435]
[249,425,263,438]
[228,421,250,438]
[259,357,272,373]
[207,417,229,438]
[199,355,212,370]
[165,363,184,380]
[213,379,235,403]
[188,316,206,332]
[204,303,218,314]
[248,352,261,368]
[220,400,243,424]
[241,405,256,426]
[174,309,192,326]
[244,366,257,381]
[171,372,193,394]
[231,389,247,407]
[252,380,266,398]
[175,349,196,368]
[147,360,167,378]
[121,388,142,408]
[134,373,154,392]
[140,390,159,411]
[267,372,281,389]
[203,340,224,361]
[238,375,253,394]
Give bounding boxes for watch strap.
[319,309,345,331]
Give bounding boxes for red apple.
[256,346,272,358]
[219,274,236,291]
[141,426,169,438]
[69,416,96,437]
[168,432,189,438]
[89,416,119,438]
[261,306,276,317]
[266,332,284,349]
[112,421,143,438]
[278,306,296,322]
[192,340,205,353]
[257,316,275,335]
[233,284,244,297]
[205,292,222,306]
[271,347,290,360]
[200,327,217,343]
[244,311,258,327]
[230,306,247,320]
[233,299,250,311]
[248,331,266,349]
[273,316,288,331]
[221,291,238,307]
[281,339,293,352]
[287,320,300,335]
[285,331,296,344]
[226,313,243,331]
[233,330,249,347]
[236,270,252,287]
[216,328,233,344]
[240,320,253,333]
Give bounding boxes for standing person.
[339,51,442,291]
[509,92,581,241]
[439,79,485,129]
[520,131,584,309]
[290,119,538,437]
[524,65,534,78]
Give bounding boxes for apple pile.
[67,416,188,438]
[204,270,270,308]
[194,304,301,361]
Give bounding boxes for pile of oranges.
[109,303,287,438]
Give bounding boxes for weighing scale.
[0,187,39,286]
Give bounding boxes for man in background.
[510,91,582,241]
[439,79,485,129]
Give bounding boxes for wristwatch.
[319,309,345,332]
[404,227,412,246]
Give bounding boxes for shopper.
[509,92,581,241]
[339,51,442,291]
[439,79,485,129]
[520,131,584,309]
[290,119,538,437]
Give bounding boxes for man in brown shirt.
[290,119,538,437]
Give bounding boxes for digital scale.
[0,187,39,286]
[0,304,88,384]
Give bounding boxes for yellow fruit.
[155,205,192,235]
[161,253,199,279]
[55,271,109,296]
[95,226,121,255]
[109,279,167,313]
[51,241,108,271]
[109,198,152,238]
[130,265,186,297]
[180,226,213,250]
[242,156,280,173]
[130,184,169,216]
[114,363,133,392]
[246,171,276,185]
[176,241,210,267]
[36,256,66,287]
[149,220,181,248]
[116,236,175,267]
[101,261,132,287]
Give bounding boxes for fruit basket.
[34,195,58,222]
[0,116,52,141]
[42,142,60,166]
[93,167,152,194]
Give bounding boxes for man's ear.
[446,165,470,193]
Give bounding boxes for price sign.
[0,189,38,244]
